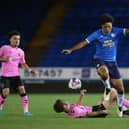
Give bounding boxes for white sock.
[117,94,124,107]
[102,78,111,89]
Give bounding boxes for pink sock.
[0,96,6,110]
[122,98,129,108]
[21,95,29,113]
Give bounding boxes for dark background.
[0,0,129,93]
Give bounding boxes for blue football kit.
[86,27,125,79]
[86,27,125,61]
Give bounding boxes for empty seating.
[32,0,129,67]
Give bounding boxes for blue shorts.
[94,59,121,79]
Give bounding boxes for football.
[68,78,82,89]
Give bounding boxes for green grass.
[0,93,129,129]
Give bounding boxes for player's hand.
[61,49,72,54]
[29,69,37,76]
[80,89,87,96]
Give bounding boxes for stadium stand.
[37,0,129,67]
[0,0,129,67]
[0,0,53,48]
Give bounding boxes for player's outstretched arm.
[87,110,109,118]
[21,63,36,76]
[61,40,89,54]
[76,89,87,105]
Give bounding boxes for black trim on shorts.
[92,104,107,118]
[92,104,106,112]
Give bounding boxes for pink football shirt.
[66,104,92,118]
[0,45,26,77]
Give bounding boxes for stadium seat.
[38,0,129,67]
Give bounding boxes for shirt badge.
[111,33,115,37]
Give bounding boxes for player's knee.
[2,88,10,97]
[117,90,124,95]
[97,66,109,80]
[17,86,26,94]
[114,86,124,94]
[112,79,124,93]
[113,84,124,94]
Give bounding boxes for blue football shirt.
[86,27,125,61]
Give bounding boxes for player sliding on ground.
[53,88,117,118]
[54,88,129,118]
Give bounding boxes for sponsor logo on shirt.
[103,40,114,47]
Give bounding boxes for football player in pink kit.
[54,88,129,118]
[53,88,118,118]
[0,31,36,116]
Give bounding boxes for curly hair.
[100,13,114,25]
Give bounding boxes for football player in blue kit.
[62,13,129,117]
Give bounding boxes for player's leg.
[89,88,117,118]
[97,65,110,89]
[119,97,129,116]
[102,88,117,110]
[0,88,9,112]
[111,78,124,117]
[0,77,10,114]
[105,62,124,117]
[122,98,129,108]
[87,109,109,118]
[95,59,111,97]
[14,76,32,116]
[90,104,110,118]
[17,85,32,116]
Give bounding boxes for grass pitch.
[0,93,129,129]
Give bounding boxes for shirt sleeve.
[85,32,97,43]
[0,46,4,57]
[19,50,26,64]
[115,27,125,36]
